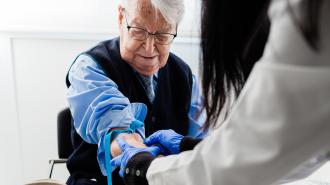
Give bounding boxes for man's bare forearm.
[110,133,146,157]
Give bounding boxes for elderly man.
[65,0,205,184]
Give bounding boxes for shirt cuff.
[123,152,156,185]
[179,136,202,152]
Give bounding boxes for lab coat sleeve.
[146,61,330,185]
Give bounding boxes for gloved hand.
[110,137,162,177]
[144,129,184,154]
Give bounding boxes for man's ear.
[118,5,124,28]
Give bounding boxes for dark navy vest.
[65,37,193,184]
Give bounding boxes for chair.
[48,107,74,178]
[24,179,66,185]
[24,108,72,185]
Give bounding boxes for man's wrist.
[110,131,147,157]
[108,128,132,142]
[109,129,132,157]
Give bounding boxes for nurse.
[112,0,330,184]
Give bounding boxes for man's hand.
[111,133,146,157]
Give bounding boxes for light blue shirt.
[67,54,206,175]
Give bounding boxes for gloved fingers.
[144,130,162,146]
[154,144,171,156]
[110,154,123,167]
[146,146,163,156]
[116,137,132,151]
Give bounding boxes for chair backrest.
[57,107,74,158]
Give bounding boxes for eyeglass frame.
[123,10,177,45]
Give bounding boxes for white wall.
[0,1,201,184]
[0,33,23,185]
[0,0,201,37]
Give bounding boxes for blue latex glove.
[110,137,162,177]
[144,129,184,154]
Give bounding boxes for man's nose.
[144,36,156,55]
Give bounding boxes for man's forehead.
[126,0,154,16]
[130,16,173,30]
[137,0,154,16]
[127,5,174,31]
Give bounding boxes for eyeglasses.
[123,11,177,45]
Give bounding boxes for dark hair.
[201,0,323,129]
[201,0,271,129]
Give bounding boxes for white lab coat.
[146,0,330,185]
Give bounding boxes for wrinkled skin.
[110,133,146,157]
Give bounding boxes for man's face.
[118,3,176,76]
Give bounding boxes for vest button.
[136,170,141,176]
[151,117,156,122]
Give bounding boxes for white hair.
[120,0,184,25]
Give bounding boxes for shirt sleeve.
[146,62,330,185]
[67,54,147,175]
[187,75,207,138]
